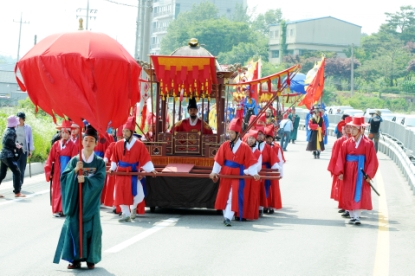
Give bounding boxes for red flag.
[298,58,325,109]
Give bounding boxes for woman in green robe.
[53,125,106,270]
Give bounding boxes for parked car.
[342,109,364,117]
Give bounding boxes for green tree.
[231,2,251,23]
[251,9,283,36]
[160,1,219,54]
[383,5,415,43]
[217,37,269,65]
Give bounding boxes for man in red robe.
[171,97,213,134]
[102,128,122,213]
[264,124,285,212]
[335,116,379,225]
[44,121,78,217]
[210,118,260,226]
[110,117,157,222]
[238,129,262,221]
[257,127,279,215]
[328,116,352,216]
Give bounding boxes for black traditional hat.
[187,97,197,110]
[83,125,98,141]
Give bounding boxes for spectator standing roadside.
[279,117,293,151]
[368,110,382,153]
[0,115,26,198]
[14,112,34,188]
[288,107,300,144]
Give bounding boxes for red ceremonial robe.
[111,139,152,205]
[214,141,257,214]
[327,136,348,201]
[44,139,78,213]
[171,118,213,134]
[334,136,378,210]
[259,142,279,207]
[268,142,284,209]
[240,148,261,220]
[103,142,116,207]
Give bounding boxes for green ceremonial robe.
[53,154,106,265]
[288,114,300,141]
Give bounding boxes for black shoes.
[338,209,345,213]
[269,209,275,214]
[341,211,350,218]
[67,261,81,269]
[223,218,231,226]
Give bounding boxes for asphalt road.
[1,130,414,276]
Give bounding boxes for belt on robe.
[94,151,104,158]
[118,161,139,196]
[262,162,272,198]
[316,127,322,150]
[59,156,71,175]
[346,154,365,202]
[224,160,245,221]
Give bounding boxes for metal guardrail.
[297,111,415,193]
[299,113,415,159]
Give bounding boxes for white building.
[151,0,247,54]
[269,16,361,64]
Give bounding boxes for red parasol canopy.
[15,31,141,134]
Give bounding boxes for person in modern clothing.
[0,115,26,198]
[368,110,383,153]
[279,117,293,151]
[53,125,106,270]
[288,107,300,143]
[14,112,35,188]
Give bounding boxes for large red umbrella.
[15,31,141,134]
[15,31,141,259]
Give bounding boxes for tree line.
[160,2,415,97]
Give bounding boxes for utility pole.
[134,0,142,59]
[142,0,153,62]
[351,43,354,96]
[76,0,98,31]
[13,13,30,61]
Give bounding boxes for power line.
[101,0,137,8]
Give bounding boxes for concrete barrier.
[3,162,44,182]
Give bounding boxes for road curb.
[3,162,44,182]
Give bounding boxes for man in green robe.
[53,125,106,270]
[288,107,300,143]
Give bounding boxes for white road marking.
[105,218,180,253]
[0,189,49,206]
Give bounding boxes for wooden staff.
[78,137,83,258]
[109,171,281,180]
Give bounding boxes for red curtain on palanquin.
[150,56,218,99]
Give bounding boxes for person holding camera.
[0,115,26,198]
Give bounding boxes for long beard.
[190,115,197,120]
